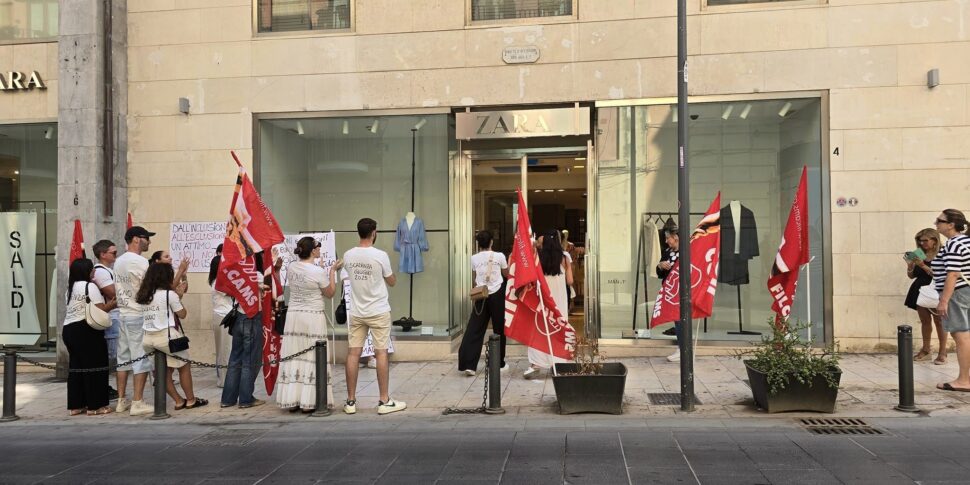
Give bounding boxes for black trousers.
[63,321,109,411]
[458,287,507,371]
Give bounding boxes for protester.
[276,237,342,412]
[933,209,970,392]
[136,262,208,410]
[523,229,573,379]
[905,228,947,364]
[220,254,268,409]
[458,230,508,376]
[209,245,233,388]
[91,239,120,399]
[148,251,169,265]
[63,258,117,415]
[657,227,682,363]
[342,218,406,415]
[113,226,155,416]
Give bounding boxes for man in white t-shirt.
[113,226,155,416]
[342,218,405,415]
[92,239,121,400]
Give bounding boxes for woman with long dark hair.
[63,258,117,415]
[209,244,233,387]
[523,229,574,379]
[932,209,970,392]
[136,262,207,410]
[457,230,509,376]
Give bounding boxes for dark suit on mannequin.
[719,203,759,285]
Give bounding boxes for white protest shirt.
[64,281,104,326]
[114,251,149,318]
[471,250,508,295]
[142,289,183,332]
[211,283,233,318]
[342,246,393,318]
[287,261,328,312]
[92,263,119,317]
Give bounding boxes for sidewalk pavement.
[3,353,969,425]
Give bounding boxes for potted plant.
[553,336,627,415]
[737,320,841,413]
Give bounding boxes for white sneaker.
[367,359,377,369]
[523,366,540,379]
[463,369,476,376]
[343,399,357,414]
[377,399,407,415]
[115,398,131,413]
[667,350,681,363]
[129,400,153,416]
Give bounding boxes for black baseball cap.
[124,226,156,243]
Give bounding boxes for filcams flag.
[69,220,85,263]
[503,189,576,360]
[651,193,722,327]
[768,167,810,321]
[261,251,283,394]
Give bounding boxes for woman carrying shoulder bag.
[63,258,117,416]
[458,231,509,376]
[904,228,947,364]
[932,209,970,392]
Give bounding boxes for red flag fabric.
[69,220,85,263]
[222,151,284,266]
[651,193,722,327]
[215,255,262,318]
[261,251,282,395]
[503,189,576,360]
[126,212,133,229]
[768,167,810,321]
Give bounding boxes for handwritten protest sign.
[170,221,227,273]
[272,232,336,285]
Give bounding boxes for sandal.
[934,357,947,365]
[86,406,113,416]
[69,408,87,416]
[914,349,931,361]
[174,397,187,411]
[184,398,209,409]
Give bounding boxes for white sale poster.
[0,212,40,345]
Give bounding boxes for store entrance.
[468,150,589,336]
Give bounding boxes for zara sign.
[0,71,47,91]
[455,107,591,140]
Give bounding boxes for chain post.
[150,351,170,420]
[311,340,331,417]
[895,325,919,413]
[485,334,504,414]
[1,349,19,422]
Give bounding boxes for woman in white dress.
[276,237,342,412]
[524,229,574,379]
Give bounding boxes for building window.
[470,0,573,22]
[256,0,352,33]
[0,0,58,42]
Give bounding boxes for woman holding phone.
[905,228,946,364]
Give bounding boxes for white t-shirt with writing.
[114,251,149,318]
[471,250,508,295]
[64,282,105,326]
[342,246,393,318]
[92,264,119,318]
[142,289,184,332]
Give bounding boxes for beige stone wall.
[0,42,57,121]
[125,0,970,354]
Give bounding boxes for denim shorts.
[943,286,970,333]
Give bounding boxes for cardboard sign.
[170,221,227,273]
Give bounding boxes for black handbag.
[221,302,239,336]
[167,291,190,353]
[335,287,347,325]
[273,302,287,335]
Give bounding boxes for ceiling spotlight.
[574,157,586,161]
[557,189,565,192]
[413,118,427,131]
[13,170,19,175]
[44,128,53,139]
[296,121,304,136]
[369,119,379,134]
[544,189,554,192]
[739,103,752,120]
[341,120,349,135]
[534,189,541,193]
[721,105,733,120]
[778,101,792,117]
[573,165,585,169]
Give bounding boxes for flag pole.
[676,0,695,412]
[230,150,243,168]
[537,286,559,377]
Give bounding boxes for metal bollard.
[150,351,170,420]
[485,334,505,414]
[1,349,19,422]
[311,340,331,417]
[895,325,919,413]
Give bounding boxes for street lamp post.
[677,0,695,412]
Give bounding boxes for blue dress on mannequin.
[394,216,429,274]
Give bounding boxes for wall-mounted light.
[178,97,190,114]
[44,127,53,139]
[928,68,940,88]
[721,105,734,120]
[369,119,379,134]
[341,120,349,135]
[296,121,304,136]
[739,103,752,120]
[672,109,678,123]
[413,118,427,131]
[778,101,792,117]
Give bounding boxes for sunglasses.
[936,218,950,224]
[918,239,932,243]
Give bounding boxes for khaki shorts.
[142,327,190,369]
[349,312,391,350]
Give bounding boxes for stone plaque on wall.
[502,46,540,64]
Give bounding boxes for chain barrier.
[166,345,315,369]
[442,341,491,415]
[11,345,316,373]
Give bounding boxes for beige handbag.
[469,253,494,302]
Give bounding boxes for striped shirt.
[931,234,970,292]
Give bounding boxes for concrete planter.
[745,361,841,414]
[552,362,627,415]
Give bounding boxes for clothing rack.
[393,127,423,332]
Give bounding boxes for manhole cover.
[648,393,702,406]
[799,418,886,436]
[183,429,266,447]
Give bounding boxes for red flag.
[261,251,283,395]
[503,189,576,360]
[222,151,284,266]
[768,167,810,321]
[69,220,85,263]
[126,212,133,229]
[215,255,261,317]
[651,193,722,327]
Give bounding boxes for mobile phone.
[904,251,918,261]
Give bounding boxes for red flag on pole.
[126,212,133,229]
[767,167,810,321]
[651,193,722,327]
[261,251,283,394]
[69,220,85,263]
[503,189,576,360]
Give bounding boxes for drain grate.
[648,392,702,406]
[183,429,266,447]
[799,418,885,436]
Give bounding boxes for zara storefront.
[255,93,829,353]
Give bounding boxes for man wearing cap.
[113,226,155,416]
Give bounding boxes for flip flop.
[174,399,187,411]
[934,357,947,365]
[937,383,970,392]
[914,349,931,361]
[184,398,209,409]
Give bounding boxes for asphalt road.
[1,417,969,484]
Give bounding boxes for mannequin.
[719,200,760,335]
[405,211,416,229]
